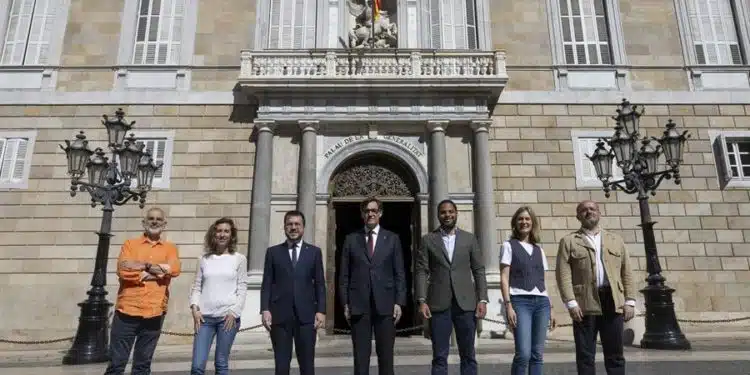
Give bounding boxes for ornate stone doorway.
[325,152,422,336]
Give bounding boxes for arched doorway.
[325,152,422,336]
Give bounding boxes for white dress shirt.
[440,228,456,262]
[287,240,302,261]
[365,225,380,249]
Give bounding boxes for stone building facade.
[1,0,750,345]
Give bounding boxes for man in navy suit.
[338,197,406,375]
[260,210,326,375]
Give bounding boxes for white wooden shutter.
[142,139,167,180]
[429,0,478,49]
[267,0,316,49]
[578,138,600,182]
[686,0,742,65]
[578,137,621,184]
[0,139,6,177]
[560,0,611,65]
[132,0,185,65]
[1,0,56,65]
[713,134,733,189]
[0,138,29,183]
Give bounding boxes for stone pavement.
[2,325,749,374]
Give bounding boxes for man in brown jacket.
[555,200,635,375]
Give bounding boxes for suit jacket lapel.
[278,243,294,271]
[359,229,372,262]
[296,242,310,271]
[431,230,451,264]
[372,229,388,263]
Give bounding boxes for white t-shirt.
[499,240,549,297]
[189,252,249,318]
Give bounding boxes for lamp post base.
[62,297,113,365]
[639,283,691,350]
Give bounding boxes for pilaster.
[427,120,450,231]
[248,120,277,275]
[297,120,320,243]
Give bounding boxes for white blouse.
[189,252,249,318]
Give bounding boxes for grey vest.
[508,239,546,292]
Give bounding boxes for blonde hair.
[510,206,541,244]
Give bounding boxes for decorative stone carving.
[331,164,413,197]
[346,0,398,49]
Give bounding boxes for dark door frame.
[324,195,422,336]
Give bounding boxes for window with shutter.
[266,0,317,49]
[572,132,622,189]
[132,0,185,65]
[1,0,57,65]
[0,133,35,189]
[426,0,478,49]
[122,132,174,189]
[559,0,612,65]
[685,0,743,65]
[711,132,750,189]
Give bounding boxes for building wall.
[0,105,254,344]
[490,104,750,314]
[1,0,749,346]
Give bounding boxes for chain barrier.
[3,315,750,345]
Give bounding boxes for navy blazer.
[338,228,406,316]
[260,242,326,325]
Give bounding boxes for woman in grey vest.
[500,206,556,375]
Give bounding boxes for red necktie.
[368,230,375,256]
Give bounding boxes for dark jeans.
[509,295,551,375]
[104,310,165,375]
[190,315,240,375]
[429,298,477,375]
[573,286,625,375]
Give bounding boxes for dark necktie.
[367,230,375,256]
[291,244,298,267]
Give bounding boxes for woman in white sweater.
[189,217,249,375]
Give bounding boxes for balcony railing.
[239,49,508,80]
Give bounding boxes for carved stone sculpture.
[346,0,398,48]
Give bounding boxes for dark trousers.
[270,312,317,375]
[572,287,625,375]
[350,294,395,375]
[429,297,477,375]
[104,310,165,375]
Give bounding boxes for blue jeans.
[509,295,550,375]
[190,315,240,375]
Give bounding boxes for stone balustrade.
[239,49,508,80]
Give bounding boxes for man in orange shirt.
[104,207,181,375]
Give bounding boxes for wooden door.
[325,201,336,334]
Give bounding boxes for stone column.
[296,120,319,243]
[427,120,449,231]
[248,120,276,272]
[470,120,497,272]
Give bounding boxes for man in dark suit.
[338,197,406,375]
[415,199,488,375]
[260,210,326,375]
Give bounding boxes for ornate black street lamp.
[60,109,162,365]
[587,99,692,350]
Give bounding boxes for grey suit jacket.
[414,227,488,312]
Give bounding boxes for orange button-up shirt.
[115,235,181,318]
